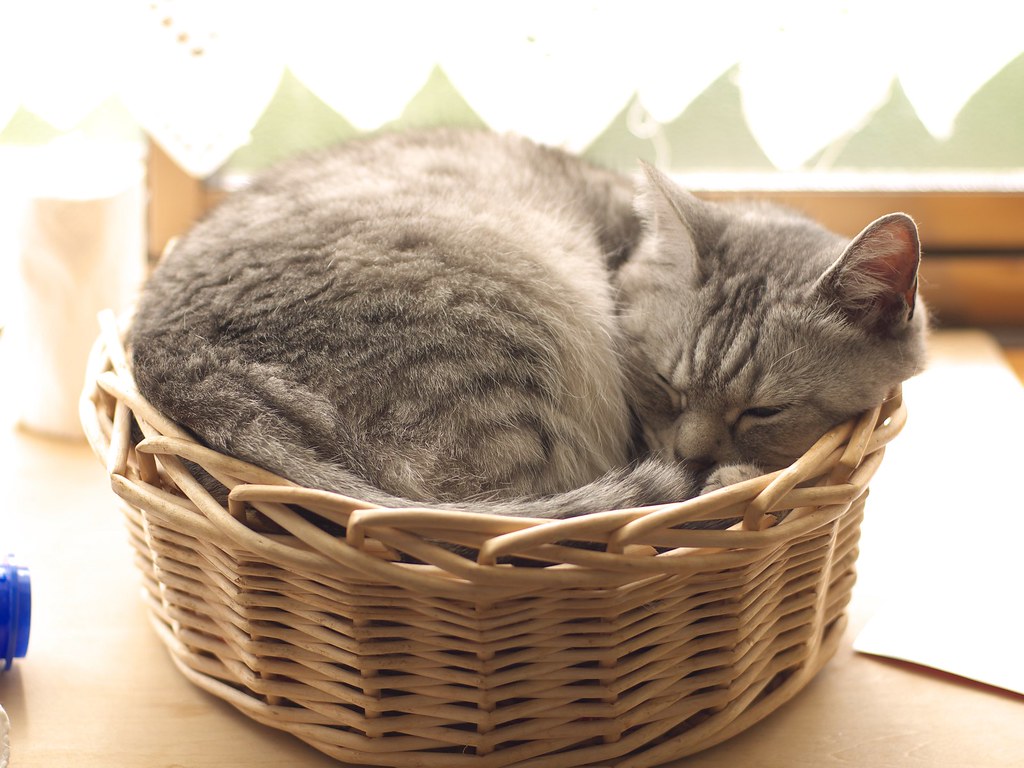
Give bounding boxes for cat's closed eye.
[741,405,788,419]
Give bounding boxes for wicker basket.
[80,311,906,768]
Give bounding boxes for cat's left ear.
[817,213,921,334]
[635,161,712,249]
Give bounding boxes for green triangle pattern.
[583,94,659,171]
[940,52,1024,168]
[0,107,63,145]
[2,58,1023,172]
[814,80,943,169]
[224,68,360,174]
[385,65,487,131]
[661,66,774,171]
[74,97,143,143]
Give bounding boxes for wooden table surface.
[2,329,1022,768]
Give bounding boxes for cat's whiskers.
[766,345,809,378]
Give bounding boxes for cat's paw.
[700,463,764,495]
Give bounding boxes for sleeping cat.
[130,128,927,520]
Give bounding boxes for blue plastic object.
[1,557,30,671]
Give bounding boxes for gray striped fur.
[130,129,927,519]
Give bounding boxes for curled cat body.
[131,128,927,520]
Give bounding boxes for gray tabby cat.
[131,128,927,520]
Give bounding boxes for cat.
[130,128,927,522]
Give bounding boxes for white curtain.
[1,0,1022,176]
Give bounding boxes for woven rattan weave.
[80,311,906,768]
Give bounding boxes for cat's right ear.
[817,212,922,335]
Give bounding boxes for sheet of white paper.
[855,565,1024,695]
[853,333,1024,696]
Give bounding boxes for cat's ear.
[634,161,709,252]
[817,212,921,334]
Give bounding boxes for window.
[3,2,1024,332]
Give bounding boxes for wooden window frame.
[694,175,1024,328]
[147,140,1024,328]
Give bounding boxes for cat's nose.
[674,411,733,476]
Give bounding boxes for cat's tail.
[454,459,701,519]
[199,405,699,519]
[253,439,700,520]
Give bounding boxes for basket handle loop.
[829,402,882,485]
[742,418,855,530]
[741,387,902,530]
